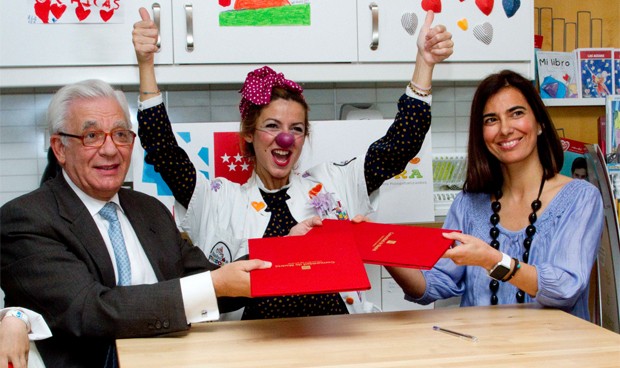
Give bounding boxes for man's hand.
[0,316,30,368]
[211,259,272,297]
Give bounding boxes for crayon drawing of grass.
[220,4,310,26]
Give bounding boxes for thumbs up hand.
[417,11,454,66]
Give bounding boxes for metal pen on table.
[432,325,478,342]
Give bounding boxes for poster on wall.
[217,0,311,26]
[28,0,124,24]
[132,120,435,224]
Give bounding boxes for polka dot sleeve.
[364,95,431,194]
[138,103,196,208]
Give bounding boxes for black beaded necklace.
[488,176,545,305]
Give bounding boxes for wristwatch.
[488,252,512,281]
[2,308,31,332]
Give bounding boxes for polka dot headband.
[239,66,304,120]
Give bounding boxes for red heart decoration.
[34,0,51,23]
[219,0,232,6]
[563,74,570,82]
[50,2,67,20]
[421,0,442,13]
[100,9,114,22]
[475,0,494,16]
[75,5,91,21]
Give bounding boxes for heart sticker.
[473,22,493,45]
[457,18,469,31]
[401,12,418,35]
[100,9,115,22]
[502,0,520,18]
[50,2,67,21]
[308,183,323,198]
[251,201,266,212]
[34,0,51,23]
[475,0,494,16]
[563,74,570,82]
[421,0,442,13]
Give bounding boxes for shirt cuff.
[0,307,52,341]
[137,94,163,111]
[405,86,433,105]
[179,271,220,323]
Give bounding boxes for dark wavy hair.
[464,70,564,194]
[239,86,309,159]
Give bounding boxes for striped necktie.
[99,202,132,286]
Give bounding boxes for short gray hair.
[47,79,131,137]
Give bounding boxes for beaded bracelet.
[409,80,432,91]
[408,81,432,97]
[502,257,521,282]
[141,89,161,95]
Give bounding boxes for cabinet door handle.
[152,3,161,51]
[369,2,379,51]
[185,4,194,52]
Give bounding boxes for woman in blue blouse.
[387,70,603,320]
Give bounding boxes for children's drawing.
[30,0,124,24]
[219,0,311,27]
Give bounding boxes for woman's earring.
[537,129,542,135]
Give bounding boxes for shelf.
[543,98,605,107]
[0,62,533,88]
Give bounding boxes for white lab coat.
[175,156,380,318]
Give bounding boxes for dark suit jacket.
[1,174,223,367]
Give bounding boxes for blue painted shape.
[142,152,173,196]
[177,132,191,143]
[199,170,210,179]
[198,147,209,166]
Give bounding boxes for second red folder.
[316,220,457,269]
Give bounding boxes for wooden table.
[117,305,620,367]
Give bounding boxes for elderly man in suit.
[0,79,271,367]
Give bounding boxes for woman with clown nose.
[132,7,453,320]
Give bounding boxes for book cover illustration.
[536,51,579,98]
[577,48,614,98]
[607,95,620,160]
[614,49,619,94]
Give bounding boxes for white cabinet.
[171,0,358,64]
[357,0,534,62]
[0,0,535,87]
[0,1,173,67]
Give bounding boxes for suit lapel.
[49,175,117,287]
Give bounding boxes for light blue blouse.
[410,179,604,320]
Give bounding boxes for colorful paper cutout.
[421,0,442,13]
[502,0,520,18]
[473,22,493,45]
[457,18,469,31]
[475,0,494,16]
[401,12,418,35]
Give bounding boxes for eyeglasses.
[57,130,136,147]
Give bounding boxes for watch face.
[489,264,511,281]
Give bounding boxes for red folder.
[249,231,371,297]
[318,220,457,269]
